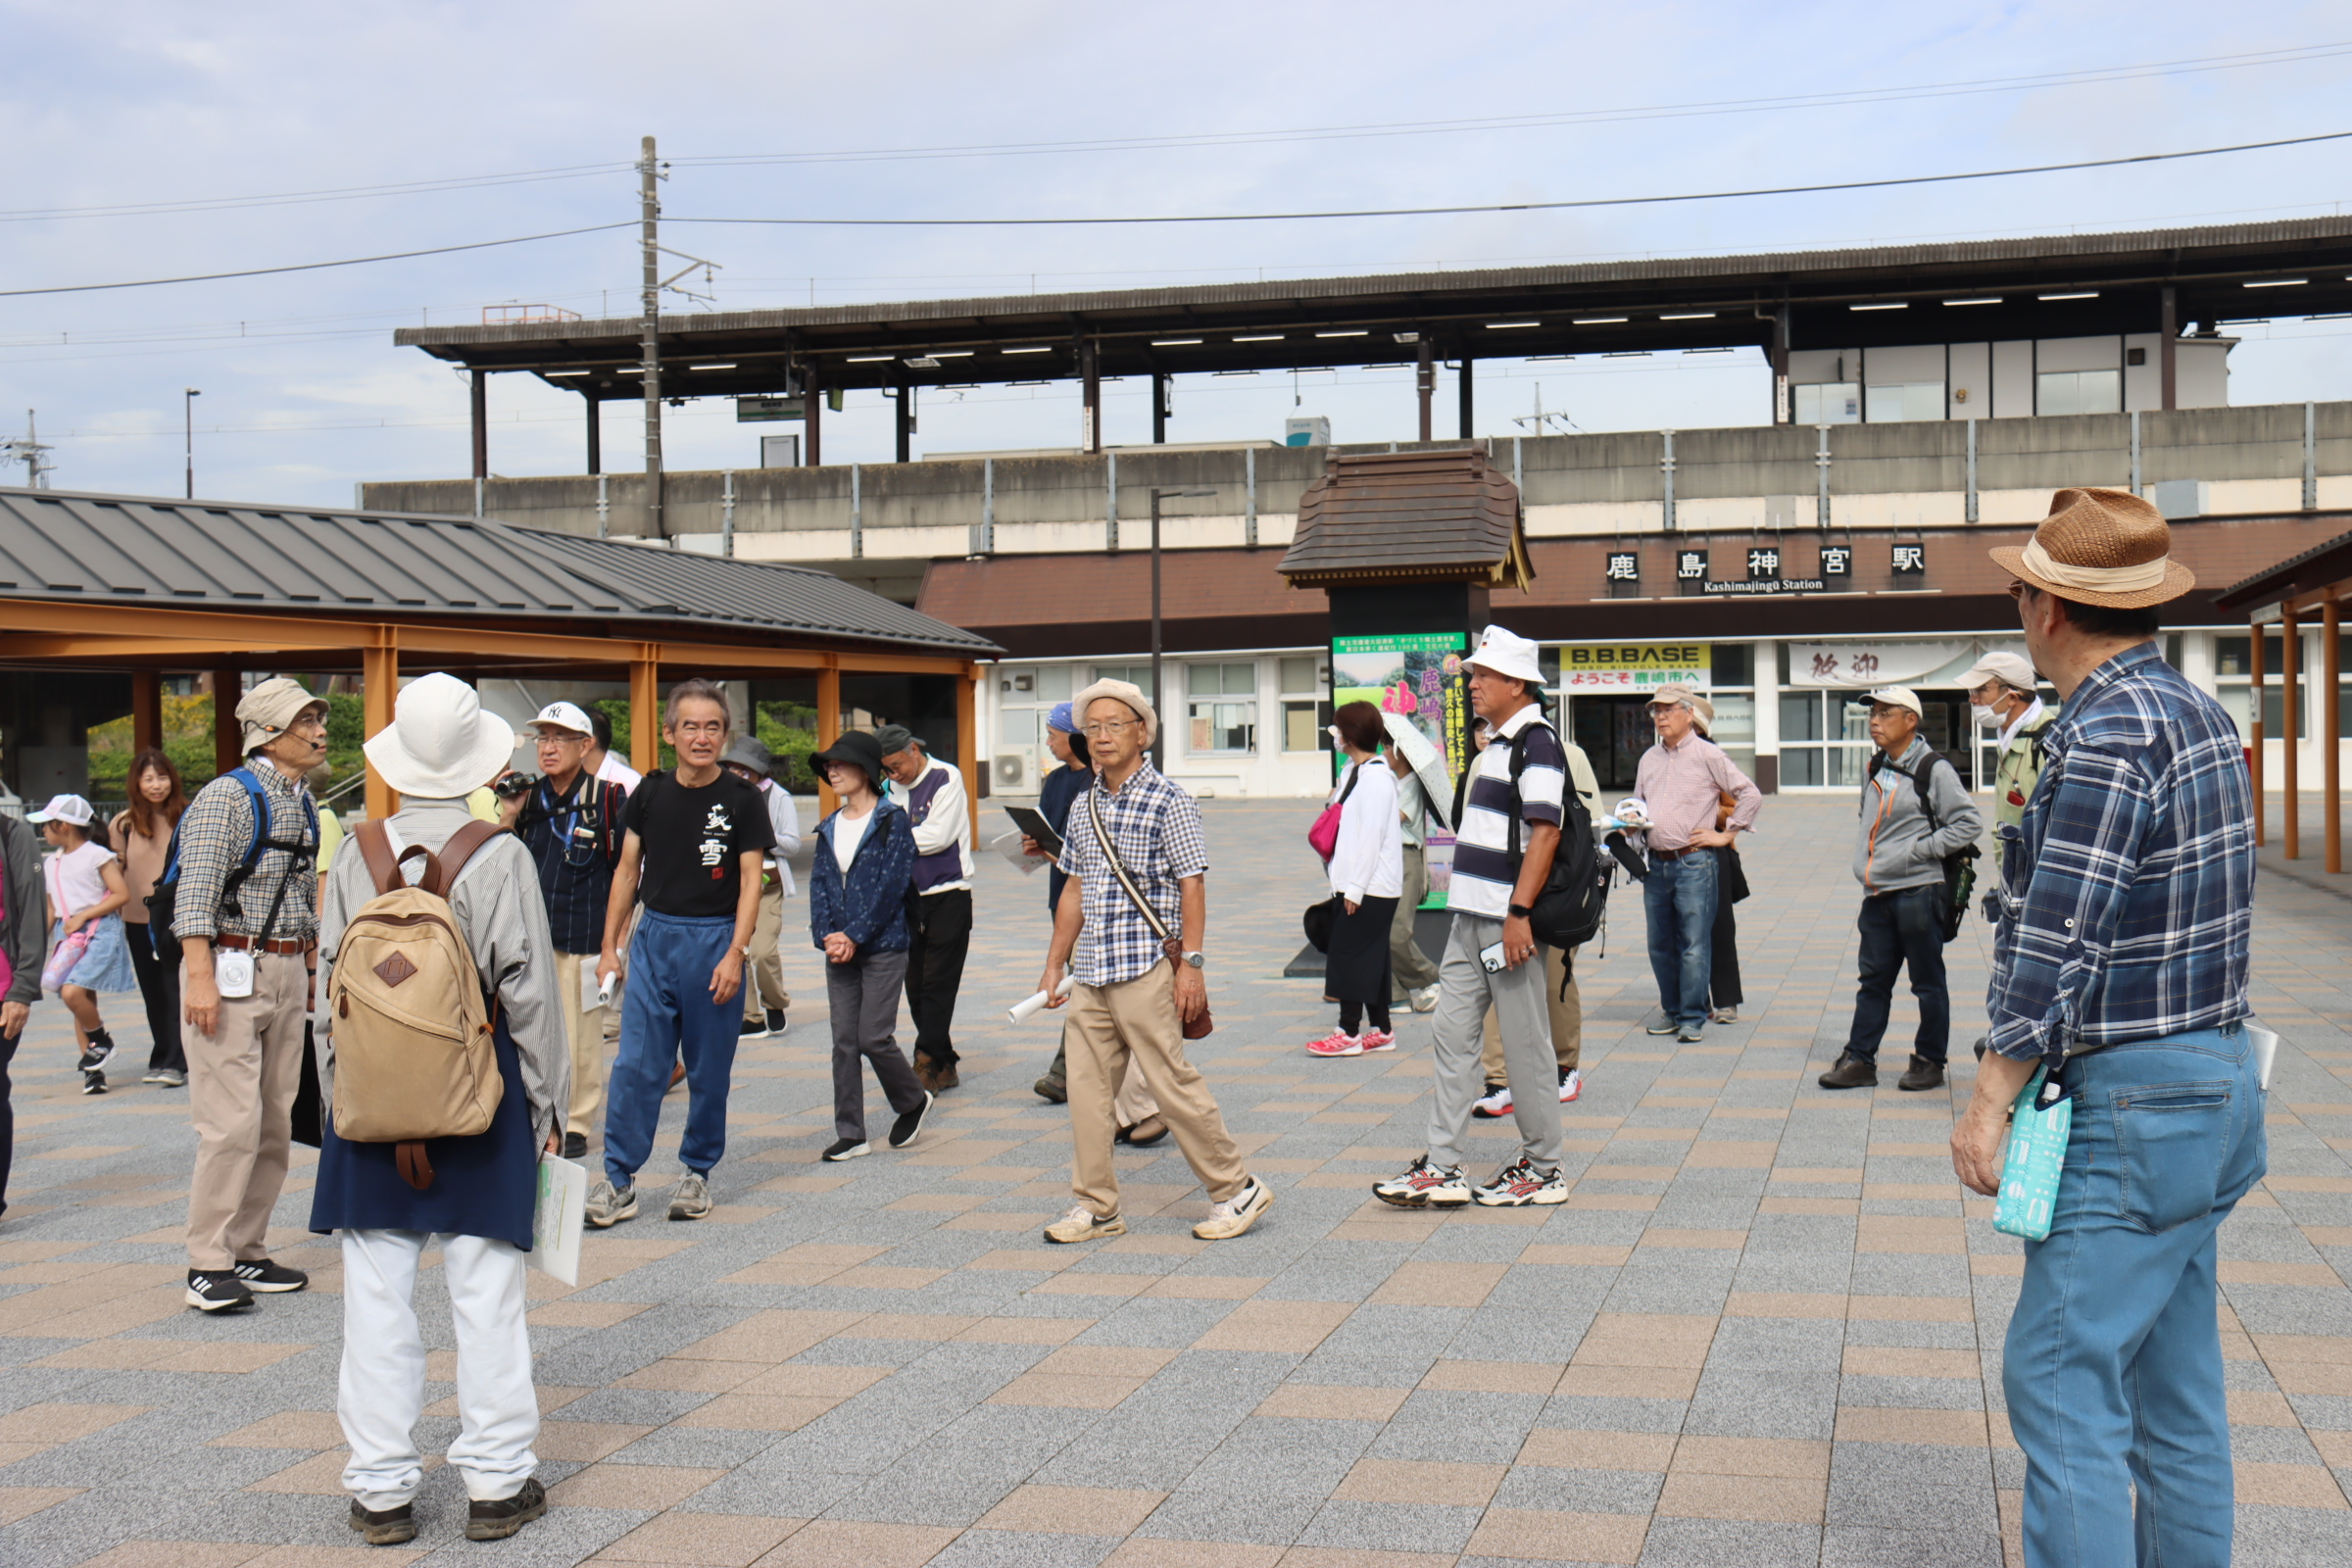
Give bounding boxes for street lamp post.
[183,388,201,499]
[1148,485,1216,771]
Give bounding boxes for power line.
[0,164,635,223]
[0,223,634,299]
[674,131,2352,228]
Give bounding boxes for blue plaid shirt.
[1985,642,2253,1063]
[1060,761,1208,988]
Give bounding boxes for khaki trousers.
[553,952,609,1138]
[1388,845,1441,999]
[183,951,309,1270]
[1481,945,1581,1083]
[1064,959,1246,1218]
[743,880,792,1022]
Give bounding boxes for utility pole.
[640,135,664,543]
[3,410,56,488]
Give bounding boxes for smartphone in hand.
[1479,941,1507,974]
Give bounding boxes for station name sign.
[1700,576,1829,596]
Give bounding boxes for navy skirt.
[311,1015,537,1250]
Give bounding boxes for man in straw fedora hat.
[1954,487,2262,1565]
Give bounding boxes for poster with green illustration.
[1332,631,1468,907]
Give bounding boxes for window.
[2037,368,2121,416]
[1794,382,1860,424]
[1866,382,1944,422]
[1188,662,1257,756]
[1094,662,1153,689]
[1035,665,1073,702]
[1278,656,1329,753]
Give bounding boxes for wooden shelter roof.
[1277,449,1533,589]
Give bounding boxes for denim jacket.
[808,797,914,954]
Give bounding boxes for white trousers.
[338,1228,539,1509]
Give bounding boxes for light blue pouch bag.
[1993,1063,2072,1242]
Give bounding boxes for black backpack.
[1864,749,1980,945]
[1454,718,1606,956]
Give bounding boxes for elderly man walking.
[1634,684,1760,1043]
[1953,489,2261,1568]
[1818,687,1984,1093]
[878,724,974,1093]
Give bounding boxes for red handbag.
[1306,762,1362,864]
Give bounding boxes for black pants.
[1842,884,1949,1064]
[1709,894,1742,1009]
[0,1028,16,1219]
[123,921,185,1074]
[904,887,972,1065]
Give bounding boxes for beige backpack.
[327,820,504,1191]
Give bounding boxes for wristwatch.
[1508,904,1534,919]
[1181,951,1206,969]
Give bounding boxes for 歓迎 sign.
[1558,641,1711,692]
[1788,641,1969,688]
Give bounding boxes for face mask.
[1970,705,1998,727]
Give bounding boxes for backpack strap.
[429,820,503,898]
[355,820,404,897]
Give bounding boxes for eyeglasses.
[1080,720,1137,737]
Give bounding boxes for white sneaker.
[1470,1083,1513,1118]
[1472,1158,1570,1207]
[1194,1176,1273,1241]
[1408,985,1441,1014]
[1373,1156,1471,1208]
[1559,1068,1582,1103]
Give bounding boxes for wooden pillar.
[2250,620,2266,846]
[131,670,163,757]
[362,632,399,820]
[957,663,979,842]
[211,667,241,777]
[630,650,661,777]
[815,662,841,815]
[2328,597,2342,874]
[2278,612,2301,856]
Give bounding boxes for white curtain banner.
[1789,641,1970,689]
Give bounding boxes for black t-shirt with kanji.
[623,769,774,918]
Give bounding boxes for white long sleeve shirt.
[1327,757,1404,903]
[759,778,803,898]
[900,756,975,895]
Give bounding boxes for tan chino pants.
[183,951,309,1271]
[1481,944,1581,1083]
[553,952,609,1139]
[743,879,793,1023]
[1063,959,1246,1219]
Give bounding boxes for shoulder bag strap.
[1087,787,1175,947]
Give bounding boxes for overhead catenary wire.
[0,223,634,299]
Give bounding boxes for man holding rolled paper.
[1953,489,2261,1568]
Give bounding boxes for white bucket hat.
[364,673,518,799]
[1465,624,1544,687]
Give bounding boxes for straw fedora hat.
[1987,488,2194,610]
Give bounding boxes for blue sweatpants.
[603,909,741,1187]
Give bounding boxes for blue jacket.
[808,797,914,953]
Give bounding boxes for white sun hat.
[364,673,518,800]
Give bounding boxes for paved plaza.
[2,796,2351,1567]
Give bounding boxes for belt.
[1650,844,1712,860]
[216,935,315,956]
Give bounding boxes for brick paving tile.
[5,797,2352,1565]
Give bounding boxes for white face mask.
[1970,705,1999,727]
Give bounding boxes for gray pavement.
[1,795,2349,1567]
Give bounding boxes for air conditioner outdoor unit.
[994,753,1031,791]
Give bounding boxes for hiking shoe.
[1710,1005,1740,1024]
[889,1091,934,1151]
[1559,1067,1582,1103]
[466,1477,547,1542]
[186,1269,254,1313]
[1358,1028,1397,1053]
[1677,1024,1705,1044]
[1305,1029,1364,1057]
[349,1498,416,1545]
[765,1008,788,1037]
[1818,1054,1878,1091]
[667,1171,712,1221]
[738,1016,768,1040]
[914,1055,960,1093]
[562,1132,588,1160]
[821,1139,869,1162]
[1470,1083,1513,1118]
[1898,1054,1947,1093]
[81,1069,107,1096]
[76,1034,115,1071]
[1645,1018,1682,1036]
[1195,1175,1274,1241]
[1033,1075,1068,1104]
[232,1258,309,1294]
[584,1179,638,1227]
[1044,1205,1125,1244]
[1473,1158,1571,1207]
[1408,985,1441,1014]
[1373,1155,1470,1209]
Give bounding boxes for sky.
[3,1,2350,507]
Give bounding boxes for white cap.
[1614,797,1651,826]
[1465,623,1544,686]
[27,794,92,826]
[1959,651,2037,693]
[528,700,595,738]
[1867,685,1924,717]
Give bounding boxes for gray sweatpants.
[1426,913,1564,1175]
[827,949,926,1143]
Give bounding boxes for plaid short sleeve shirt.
[1060,761,1208,988]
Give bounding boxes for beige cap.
[1644,683,1702,711]
[1072,678,1158,747]
[1690,693,1717,736]
[1866,685,1924,717]
[236,676,327,755]
[1959,651,2037,693]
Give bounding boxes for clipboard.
[531,1155,587,1286]
[1003,806,1064,862]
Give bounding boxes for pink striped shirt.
[1635,735,1762,852]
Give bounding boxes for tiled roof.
[1278,450,1532,587]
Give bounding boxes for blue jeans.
[1841,884,1949,1063]
[1642,850,1716,1029]
[2003,1024,2267,1568]
[603,910,743,1187]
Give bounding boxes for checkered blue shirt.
[1060,761,1207,988]
[1985,642,2253,1063]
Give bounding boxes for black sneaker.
[231,1258,309,1294]
[186,1269,254,1313]
[349,1498,416,1545]
[889,1091,934,1151]
[764,1008,787,1037]
[466,1476,547,1542]
[562,1132,588,1160]
[76,1034,116,1071]
[738,1015,768,1040]
[822,1139,870,1162]
[81,1069,107,1096]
